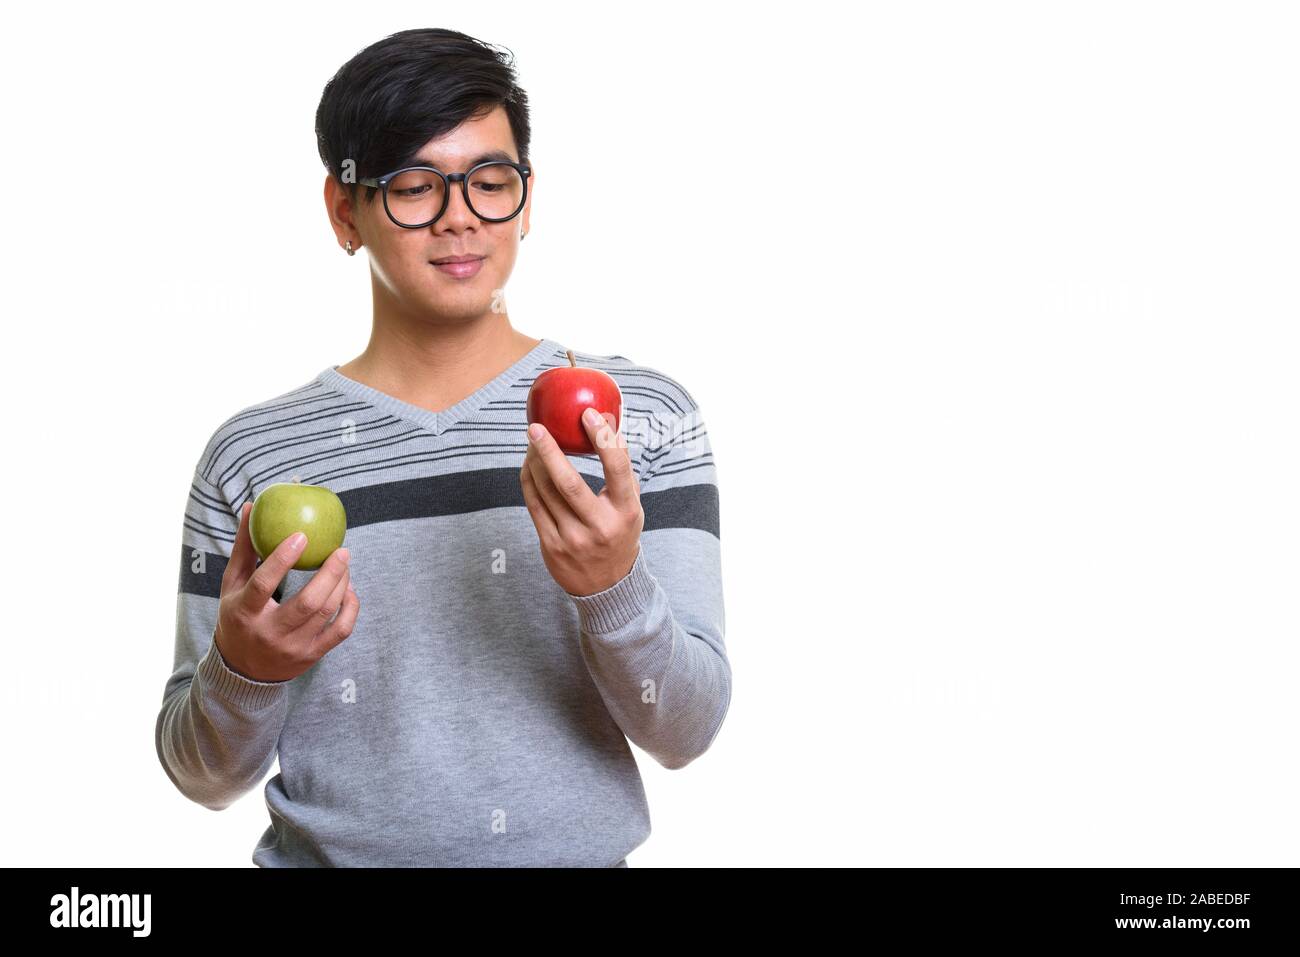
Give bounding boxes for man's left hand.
[520,407,644,596]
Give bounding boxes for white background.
[0,0,1296,866]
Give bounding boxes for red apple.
[527,349,623,454]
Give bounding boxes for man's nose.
[439,178,479,225]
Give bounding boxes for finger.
[520,459,561,546]
[221,502,258,593]
[288,562,350,642]
[602,411,626,448]
[308,583,360,659]
[273,546,351,633]
[526,422,601,525]
[525,440,587,535]
[242,527,310,611]
[607,412,640,496]
[581,407,638,508]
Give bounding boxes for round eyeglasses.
[358,161,531,229]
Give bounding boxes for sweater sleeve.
[566,403,730,770]
[154,465,291,811]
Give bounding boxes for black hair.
[315,28,531,207]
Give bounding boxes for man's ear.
[324,174,359,247]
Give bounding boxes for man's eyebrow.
[409,149,518,170]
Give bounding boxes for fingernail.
[338,548,350,565]
[528,423,543,441]
[289,532,306,549]
[583,407,601,426]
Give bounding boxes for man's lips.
[431,256,485,278]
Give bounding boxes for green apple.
[249,479,348,571]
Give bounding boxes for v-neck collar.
[316,337,562,436]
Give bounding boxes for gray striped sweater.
[155,338,729,867]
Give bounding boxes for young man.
[154,28,729,867]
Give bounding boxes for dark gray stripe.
[641,483,719,537]
[333,468,717,535]
[178,547,286,603]
[177,544,227,598]
[179,470,718,597]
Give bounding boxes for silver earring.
[345,240,355,256]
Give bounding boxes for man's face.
[331,104,533,323]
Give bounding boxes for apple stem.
[566,349,577,368]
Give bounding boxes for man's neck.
[336,315,543,415]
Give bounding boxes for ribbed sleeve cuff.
[196,640,289,711]
[568,543,657,634]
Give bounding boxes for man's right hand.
[212,500,360,683]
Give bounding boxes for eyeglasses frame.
[357,160,532,229]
